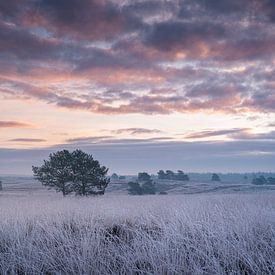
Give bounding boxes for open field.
[2,176,275,196]
[0,180,275,274]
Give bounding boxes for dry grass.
[0,193,274,274]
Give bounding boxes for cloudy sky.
[0,0,275,175]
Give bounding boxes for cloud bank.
[0,0,274,115]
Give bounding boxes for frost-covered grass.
[0,193,275,274]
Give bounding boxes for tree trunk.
[81,182,86,196]
[61,183,66,196]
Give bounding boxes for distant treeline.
[111,172,275,183]
[252,176,275,185]
[157,170,189,181]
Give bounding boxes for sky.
[0,0,275,175]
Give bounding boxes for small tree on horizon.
[138,172,151,182]
[252,175,267,185]
[267,177,275,185]
[157,170,166,179]
[211,173,221,182]
[111,173,119,181]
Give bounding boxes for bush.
[142,180,156,195]
[211,173,221,182]
[128,181,143,195]
[138,172,151,182]
[128,180,156,195]
[267,177,275,185]
[252,176,267,185]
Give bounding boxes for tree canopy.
[32,149,109,196]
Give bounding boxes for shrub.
[252,176,267,185]
[211,173,221,182]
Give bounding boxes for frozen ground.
[0,177,275,274]
[2,175,275,196]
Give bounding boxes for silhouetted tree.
[33,149,109,196]
[70,150,109,196]
[211,173,221,182]
[142,179,156,194]
[128,181,143,195]
[111,173,119,180]
[157,170,166,179]
[176,170,190,181]
[128,172,156,195]
[166,170,175,180]
[158,170,189,181]
[138,172,151,182]
[252,176,267,185]
[32,150,74,196]
[267,177,275,185]
[0,180,2,191]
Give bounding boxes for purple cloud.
[0,121,32,128]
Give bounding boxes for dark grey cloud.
[243,92,275,113]
[0,21,61,60]
[30,0,143,40]
[179,0,275,22]
[0,0,274,117]
[144,20,226,51]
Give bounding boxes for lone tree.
[71,150,109,195]
[138,172,151,182]
[211,173,221,182]
[32,149,109,196]
[32,150,73,196]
